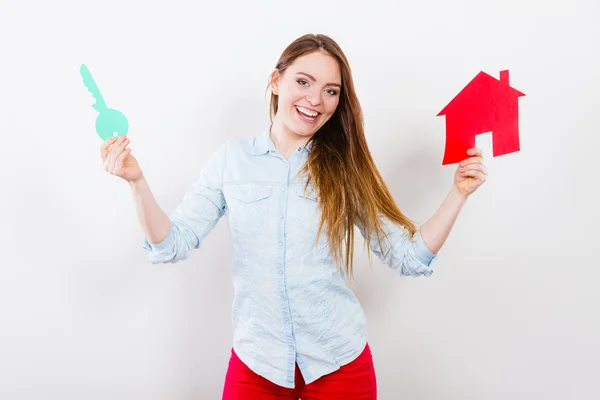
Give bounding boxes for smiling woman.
[101,32,485,400]
[269,52,343,137]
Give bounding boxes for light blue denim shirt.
[142,125,437,388]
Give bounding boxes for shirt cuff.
[142,221,175,253]
[413,230,437,266]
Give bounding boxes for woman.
[100,33,486,400]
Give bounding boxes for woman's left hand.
[454,148,487,197]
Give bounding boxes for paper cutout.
[80,64,129,140]
[437,70,525,165]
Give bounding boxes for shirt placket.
[270,145,306,386]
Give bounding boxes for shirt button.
[279,215,284,219]
[279,269,283,275]
[278,241,283,247]
[297,146,302,151]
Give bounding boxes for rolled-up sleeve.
[142,140,229,264]
[355,214,438,277]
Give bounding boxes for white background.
[1,0,598,398]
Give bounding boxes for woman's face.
[271,51,342,138]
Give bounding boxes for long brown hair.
[266,33,417,279]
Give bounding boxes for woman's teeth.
[296,106,318,119]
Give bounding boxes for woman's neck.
[270,119,311,159]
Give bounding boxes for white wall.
[1,0,598,399]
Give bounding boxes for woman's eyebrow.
[296,72,341,88]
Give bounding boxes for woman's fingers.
[460,168,486,182]
[459,157,487,175]
[104,152,112,172]
[460,162,487,175]
[112,135,130,156]
[100,137,117,162]
[115,148,131,172]
[104,135,130,175]
[103,136,124,168]
[467,147,483,157]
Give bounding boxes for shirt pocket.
[296,185,318,202]
[227,185,273,233]
[293,185,331,254]
[294,185,321,232]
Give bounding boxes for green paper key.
[80,64,129,140]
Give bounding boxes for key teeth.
[80,63,107,110]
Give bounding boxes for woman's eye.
[297,79,337,95]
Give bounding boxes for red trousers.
[222,343,377,399]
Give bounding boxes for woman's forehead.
[286,53,341,82]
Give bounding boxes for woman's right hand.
[100,135,144,182]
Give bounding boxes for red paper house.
[437,70,526,165]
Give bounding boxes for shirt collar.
[252,125,314,156]
[252,126,276,156]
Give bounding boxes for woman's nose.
[306,91,321,106]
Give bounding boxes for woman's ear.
[270,69,280,95]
